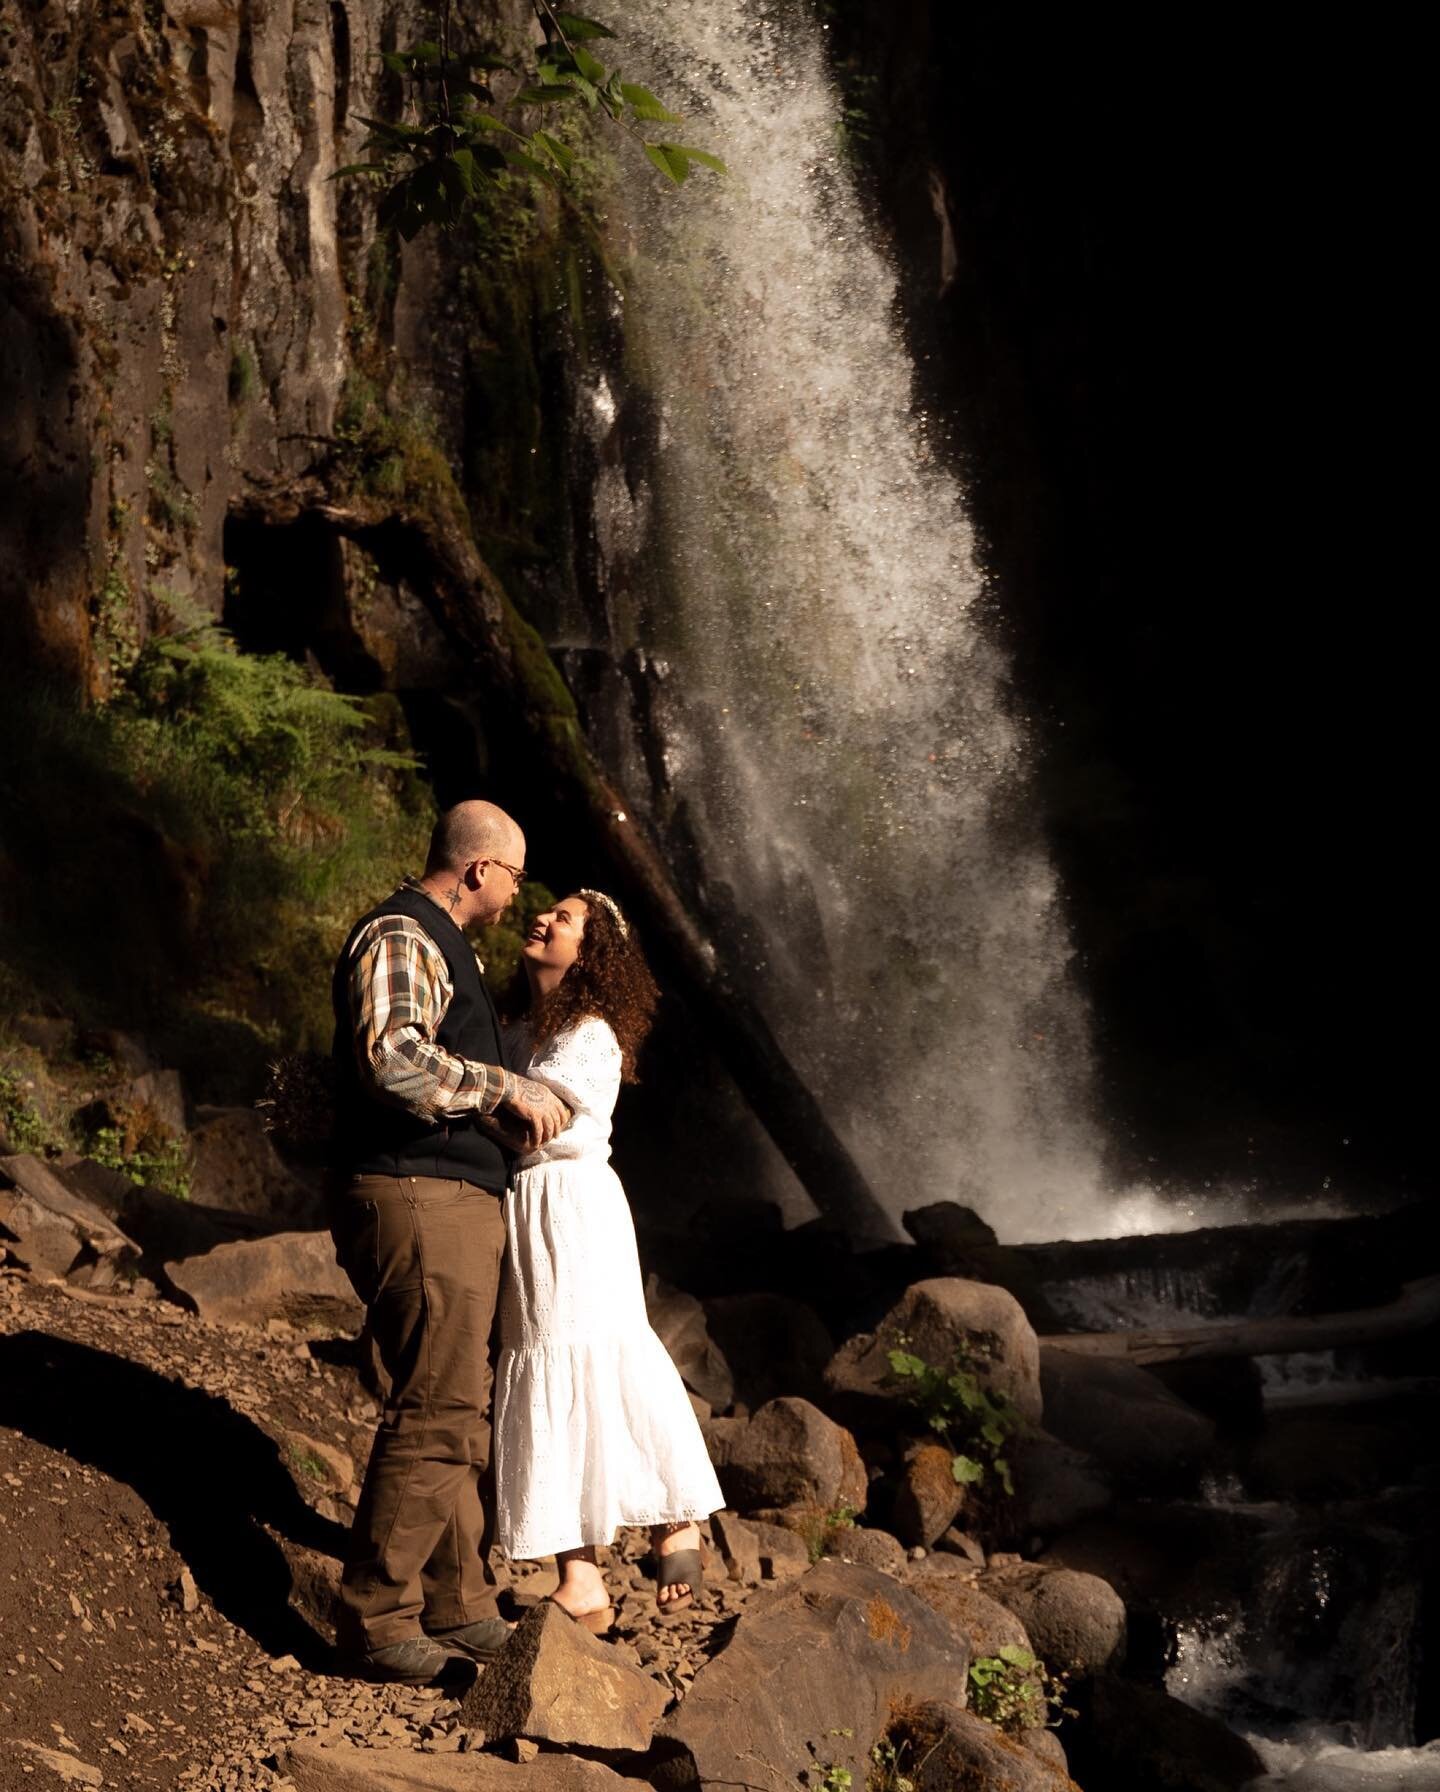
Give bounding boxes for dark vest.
[331,886,511,1191]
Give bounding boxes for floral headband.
[578,888,629,938]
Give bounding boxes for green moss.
[228,346,258,407]
[334,374,472,539]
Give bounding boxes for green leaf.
[951,1454,985,1485]
[571,43,606,83]
[555,11,616,38]
[886,1349,926,1379]
[980,1419,1007,1447]
[620,81,681,122]
[995,1456,1014,1496]
[449,148,480,194]
[503,148,557,184]
[531,129,574,173]
[329,161,387,179]
[356,114,425,143]
[461,111,512,133]
[998,1646,1036,1669]
[657,141,727,175]
[643,142,686,183]
[515,84,575,104]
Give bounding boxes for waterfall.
[593,0,1108,1241]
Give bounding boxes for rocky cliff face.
[0,0,578,706]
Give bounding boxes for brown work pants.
[329,1173,508,1651]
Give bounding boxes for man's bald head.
[424,801,524,876]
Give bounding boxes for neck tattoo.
[445,881,463,914]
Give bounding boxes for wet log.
[1040,1274,1440,1365]
[294,497,892,1240]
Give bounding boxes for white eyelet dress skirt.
[492,1155,725,1562]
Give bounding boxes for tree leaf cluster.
[337,4,726,240]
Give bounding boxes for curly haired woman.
[492,890,724,1633]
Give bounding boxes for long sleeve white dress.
[492,1014,725,1562]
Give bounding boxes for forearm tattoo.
[501,1070,561,1110]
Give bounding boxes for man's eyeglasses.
[483,857,526,887]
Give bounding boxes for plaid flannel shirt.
[346,881,509,1122]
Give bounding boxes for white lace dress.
[492,1015,724,1561]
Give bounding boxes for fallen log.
[1041,1274,1440,1365]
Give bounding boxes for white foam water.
[605,0,1114,1241]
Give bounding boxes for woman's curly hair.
[510,891,659,1082]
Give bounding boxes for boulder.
[644,1274,735,1411]
[825,1278,1042,1430]
[75,1026,156,1075]
[124,1068,189,1138]
[11,1014,74,1056]
[1010,1428,1112,1535]
[904,1201,999,1251]
[1039,1347,1216,1491]
[164,1231,362,1330]
[459,1600,667,1754]
[935,1527,987,1565]
[748,1518,811,1579]
[881,1700,1079,1791]
[283,1741,632,1789]
[1068,1673,1265,1792]
[187,1107,322,1225]
[905,1575,1033,1659]
[650,1560,971,1792]
[978,1561,1126,1674]
[1024,1727,1072,1772]
[709,1509,762,1584]
[831,1525,909,1576]
[701,1292,834,1407]
[269,1533,341,1644]
[708,1397,867,1517]
[53,1154,275,1262]
[903,1203,1068,1330]
[0,1152,140,1280]
[890,1438,968,1547]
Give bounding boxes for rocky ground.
[9,1100,1424,1792]
[0,1270,774,1791]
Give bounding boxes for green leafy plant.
[885,1334,1022,1495]
[86,1125,192,1200]
[968,1647,1074,1736]
[816,1768,852,1792]
[0,1067,57,1156]
[867,1735,920,1792]
[794,1498,862,1564]
[336,2,725,240]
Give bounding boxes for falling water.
[594,0,1109,1240]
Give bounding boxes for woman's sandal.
[546,1595,615,1637]
[654,1544,705,1621]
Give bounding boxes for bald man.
[328,800,569,1682]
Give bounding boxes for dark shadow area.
[0,1330,348,1667]
[824,3,1430,1201]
